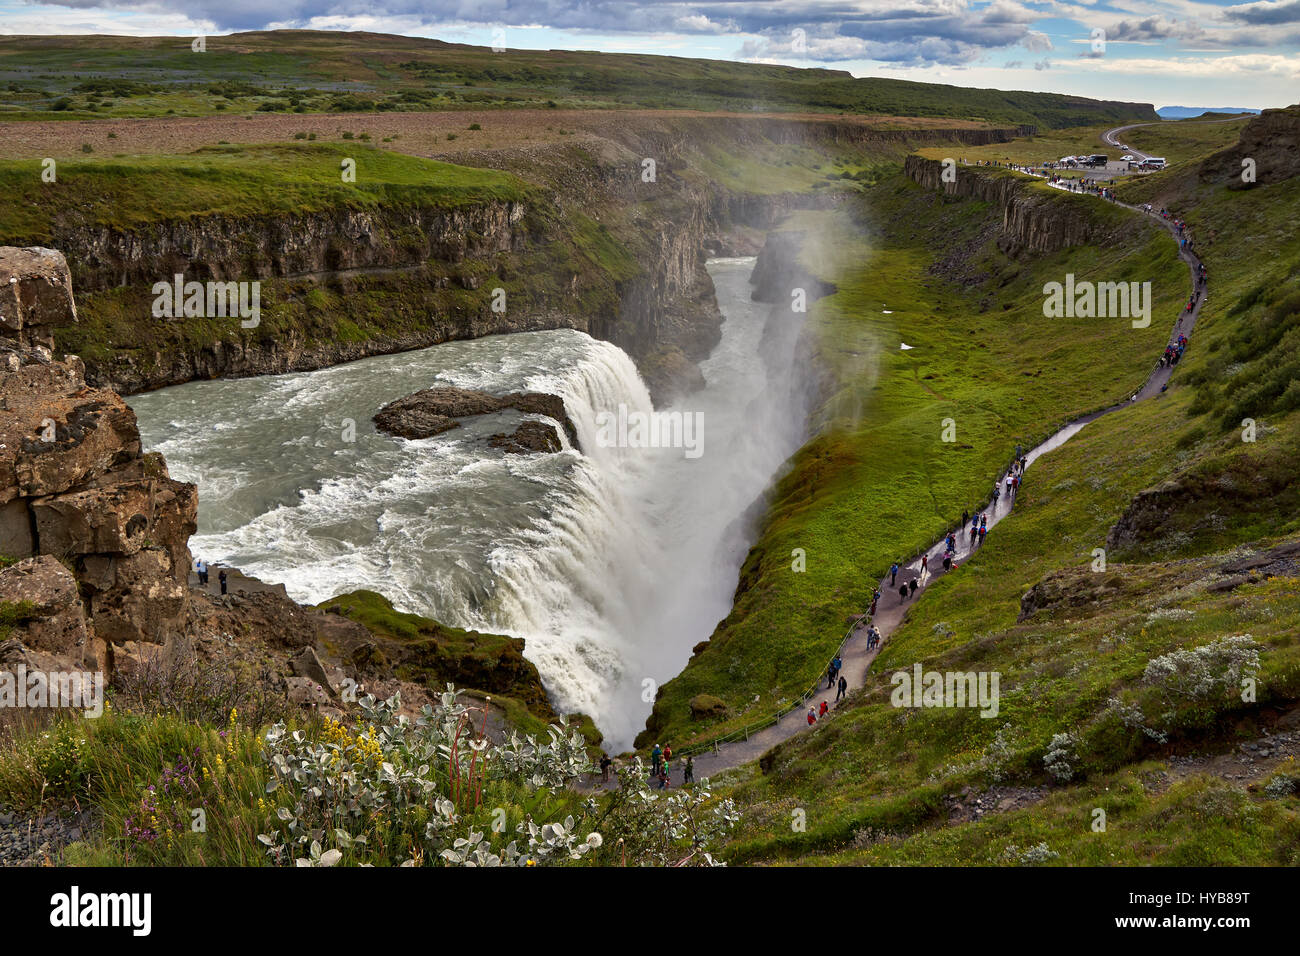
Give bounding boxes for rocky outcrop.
[489,420,563,454]
[749,231,837,304]
[1199,105,1300,188]
[0,555,92,667]
[318,589,559,722]
[688,693,729,720]
[0,247,78,351]
[374,385,578,447]
[903,155,1133,257]
[54,203,528,296]
[1018,565,1146,621]
[1,248,196,659]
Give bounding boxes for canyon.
[18,117,1032,403]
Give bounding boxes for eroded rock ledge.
[1,248,197,668]
[373,385,578,451]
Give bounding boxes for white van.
[1144,157,1167,169]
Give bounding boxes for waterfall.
[130,258,814,752]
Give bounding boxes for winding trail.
[589,128,1210,789]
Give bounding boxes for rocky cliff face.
[57,202,529,294]
[31,121,1031,405]
[903,155,1127,257]
[1199,105,1300,188]
[0,247,78,350]
[1,247,197,669]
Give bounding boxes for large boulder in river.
[374,385,578,447]
[488,420,563,454]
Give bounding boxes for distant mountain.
[1157,106,1261,119]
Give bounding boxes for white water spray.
[131,258,814,750]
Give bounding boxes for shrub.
[1142,635,1261,706]
[109,642,291,729]
[1043,732,1078,781]
[0,718,90,808]
[257,687,739,867]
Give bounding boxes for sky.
[2,0,1299,109]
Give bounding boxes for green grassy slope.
[0,142,527,243]
[638,171,1186,748]
[709,112,1300,864]
[0,30,1156,128]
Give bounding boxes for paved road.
[1103,116,1252,163]
[585,147,1211,792]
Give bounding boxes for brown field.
[0,108,1001,161]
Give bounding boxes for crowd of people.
[645,742,694,789]
[1159,212,1205,359]
[1162,333,1190,367]
[635,151,1210,777]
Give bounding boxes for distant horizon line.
[0,26,1284,112]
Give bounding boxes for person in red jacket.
[818,700,829,718]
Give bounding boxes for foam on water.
[131,259,812,750]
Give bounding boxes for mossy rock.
[688,693,729,720]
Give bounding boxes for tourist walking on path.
[651,743,662,776]
[836,675,848,701]
[684,757,694,784]
[656,138,1216,785]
